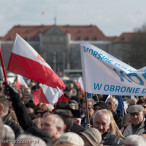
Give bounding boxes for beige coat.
[123,119,145,137]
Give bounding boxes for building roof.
[0,25,108,41]
[113,32,135,43]
[107,36,118,41]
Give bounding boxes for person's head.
[32,117,42,128]
[31,85,39,94]
[23,87,31,94]
[46,104,54,113]
[80,128,102,146]
[139,96,146,101]
[122,114,131,128]
[137,99,146,115]
[0,94,9,118]
[0,117,5,144]
[34,103,50,118]
[15,134,47,146]
[106,96,118,113]
[41,114,65,143]
[54,132,84,146]
[128,105,144,126]
[23,93,33,104]
[93,109,110,135]
[124,135,146,146]
[69,100,78,110]
[3,125,15,146]
[25,101,35,115]
[93,101,108,112]
[53,109,73,132]
[63,86,72,99]
[82,99,95,119]
[76,90,83,100]
[128,98,138,107]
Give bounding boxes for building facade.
[0,25,133,75]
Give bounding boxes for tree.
[127,24,146,69]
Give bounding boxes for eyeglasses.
[143,106,146,109]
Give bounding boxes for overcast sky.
[0,0,146,36]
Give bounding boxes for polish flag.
[16,75,28,90]
[33,84,63,105]
[7,34,65,89]
[78,76,84,92]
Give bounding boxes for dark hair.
[53,109,73,132]
[137,99,145,104]
[70,96,80,103]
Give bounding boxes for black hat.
[55,101,70,109]
[63,86,72,92]
[54,101,81,118]
[93,101,108,110]
[137,99,145,104]
[70,96,80,103]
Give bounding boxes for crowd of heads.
[0,79,146,146]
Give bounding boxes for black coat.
[3,111,23,138]
[102,130,124,145]
[9,89,52,146]
[113,110,123,129]
[70,123,85,134]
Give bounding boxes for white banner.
[80,41,146,96]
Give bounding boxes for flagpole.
[0,45,8,85]
[85,92,90,124]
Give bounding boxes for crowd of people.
[0,79,146,146]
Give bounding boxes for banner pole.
[0,45,8,85]
[85,92,90,124]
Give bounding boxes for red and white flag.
[16,75,28,90]
[78,76,84,91]
[33,84,63,105]
[7,34,65,89]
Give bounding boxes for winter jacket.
[3,111,23,138]
[123,119,145,137]
[7,86,52,145]
[113,110,123,129]
[70,123,85,134]
[102,130,124,145]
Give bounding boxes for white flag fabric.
[33,84,63,105]
[78,76,84,91]
[16,75,28,90]
[80,41,146,96]
[7,34,65,89]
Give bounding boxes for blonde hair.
[107,110,125,139]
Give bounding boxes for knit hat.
[24,93,33,100]
[80,128,102,146]
[54,132,84,146]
